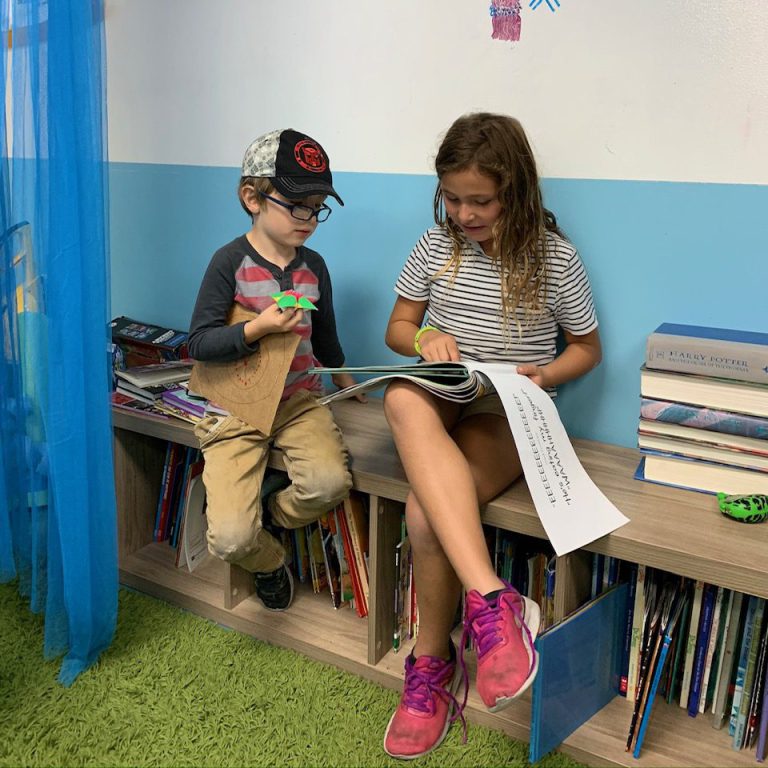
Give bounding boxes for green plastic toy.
[717,492,768,524]
[272,290,317,311]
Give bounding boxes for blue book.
[646,323,768,385]
[687,583,716,716]
[529,583,628,763]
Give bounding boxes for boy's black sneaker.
[254,563,295,611]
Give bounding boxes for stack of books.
[113,360,202,423]
[636,323,768,495]
[110,315,189,367]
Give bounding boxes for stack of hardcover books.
[110,315,189,367]
[636,323,768,494]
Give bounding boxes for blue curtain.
[0,0,117,684]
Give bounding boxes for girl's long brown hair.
[433,112,562,336]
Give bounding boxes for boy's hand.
[331,372,367,403]
[244,304,303,342]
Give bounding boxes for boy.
[188,128,359,611]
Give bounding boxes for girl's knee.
[383,382,419,425]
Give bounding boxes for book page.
[464,362,630,555]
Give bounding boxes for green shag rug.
[0,582,585,768]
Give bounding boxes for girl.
[382,113,602,759]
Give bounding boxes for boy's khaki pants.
[193,389,352,574]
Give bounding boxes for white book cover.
[183,474,209,572]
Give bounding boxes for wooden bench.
[112,398,768,767]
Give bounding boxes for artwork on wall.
[490,0,562,43]
[529,0,561,11]
[490,0,522,42]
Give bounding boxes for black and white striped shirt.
[394,226,598,369]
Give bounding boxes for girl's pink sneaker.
[463,586,540,712]
[383,647,466,759]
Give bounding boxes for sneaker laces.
[460,584,535,669]
[403,652,468,743]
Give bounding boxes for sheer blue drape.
[0,0,117,685]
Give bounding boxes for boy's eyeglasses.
[260,193,332,222]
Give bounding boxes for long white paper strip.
[464,362,630,555]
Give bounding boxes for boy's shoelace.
[404,657,468,742]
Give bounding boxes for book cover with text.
[646,323,768,385]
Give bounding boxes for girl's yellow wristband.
[414,325,438,356]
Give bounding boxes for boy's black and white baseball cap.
[241,129,344,206]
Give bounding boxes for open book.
[312,361,630,556]
[313,362,488,405]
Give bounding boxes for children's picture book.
[111,390,170,420]
[315,360,630,556]
[756,647,768,760]
[115,360,193,389]
[182,472,209,572]
[713,591,746,729]
[680,580,705,711]
[687,583,717,716]
[529,582,629,763]
[189,304,300,432]
[645,323,768,386]
[632,584,690,758]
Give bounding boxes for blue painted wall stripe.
[109,163,768,448]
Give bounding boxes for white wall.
[106,0,768,183]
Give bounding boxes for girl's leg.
[384,382,521,596]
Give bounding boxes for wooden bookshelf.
[112,399,768,767]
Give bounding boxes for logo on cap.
[294,140,327,173]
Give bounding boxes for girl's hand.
[516,363,550,389]
[418,329,461,362]
[331,372,368,403]
[244,304,304,341]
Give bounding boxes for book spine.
[646,331,768,385]
[154,442,173,540]
[688,584,716,716]
[713,591,745,729]
[640,399,768,441]
[756,643,768,760]
[746,628,768,749]
[733,599,766,748]
[730,595,759,735]
[337,503,366,618]
[620,562,638,697]
[626,564,647,701]
[155,443,180,541]
[698,586,725,713]
[680,580,705,709]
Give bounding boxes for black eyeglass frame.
[260,192,332,222]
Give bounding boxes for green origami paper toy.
[272,290,318,311]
